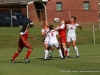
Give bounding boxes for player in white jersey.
[41,21,49,48]
[44,25,64,60]
[66,16,82,58]
[41,21,54,58]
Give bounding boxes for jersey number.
[51,33,54,37]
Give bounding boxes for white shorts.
[44,37,49,44]
[67,36,76,42]
[48,42,59,48]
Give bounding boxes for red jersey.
[57,24,66,37]
[19,29,28,42]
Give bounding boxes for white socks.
[67,48,70,56]
[49,50,53,57]
[74,46,79,56]
[58,49,63,58]
[44,50,49,59]
[44,46,79,59]
[44,49,64,59]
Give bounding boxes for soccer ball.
[54,18,59,22]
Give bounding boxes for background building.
[0,0,99,22]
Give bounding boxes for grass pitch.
[0,45,100,75]
[0,22,100,75]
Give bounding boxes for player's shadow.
[53,56,74,58]
[35,58,43,59]
[36,58,52,60]
[53,56,61,58]
[12,61,30,64]
[15,61,23,63]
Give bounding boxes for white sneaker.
[10,59,15,63]
[24,57,30,62]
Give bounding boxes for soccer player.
[55,20,68,58]
[44,25,64,60]
[66,16,82,58]
[41,21,54,58]
[41,21,49,49]
[10,23,33,63]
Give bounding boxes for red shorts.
[19,40,28,47]
[58,36,66,43]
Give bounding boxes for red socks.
[64,50,68,57]
[12,51,19,60]
[11,49,32,60]
[25,49,32,58]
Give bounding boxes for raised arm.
[28,36,34,39]
[78,23,82,30]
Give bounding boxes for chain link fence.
[0,8,99,27]
[0,8,100,45]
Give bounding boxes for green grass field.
[0,45,100,75]
[0,22,100,75]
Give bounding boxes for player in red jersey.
[55,20,68,58]
[10,23,33,63]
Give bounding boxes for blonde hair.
[42,21,48,28]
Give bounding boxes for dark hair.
[71,16,76,22]
[64,20,68,24]
[67,20,71,24]
[49,25,54,30]
[20,23,28,32]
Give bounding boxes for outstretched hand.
[31,36,34,39]
[78,22,82,30]
[79,22,81,25]
[28,36,34,39]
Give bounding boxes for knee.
[29,45,33,50]
[51,46,54,50]
[31,47,33,50]
[17,50,22,53]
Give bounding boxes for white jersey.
[67,23,79,37]
[41,27,49,38]
[47,30,58,43]
[41,28,49,34]
[46,30,59,47]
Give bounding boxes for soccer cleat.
[76,56,80,58]
[63,56,67,59]
[67,56,71,58]
[43,58,47,60]
[63,55,65,58]
[24,57,30,62]
[49,56,52,58]
[65,56,68,58]
[43,59,46,60]
[61,57,64,60]
[10,59,15,63]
